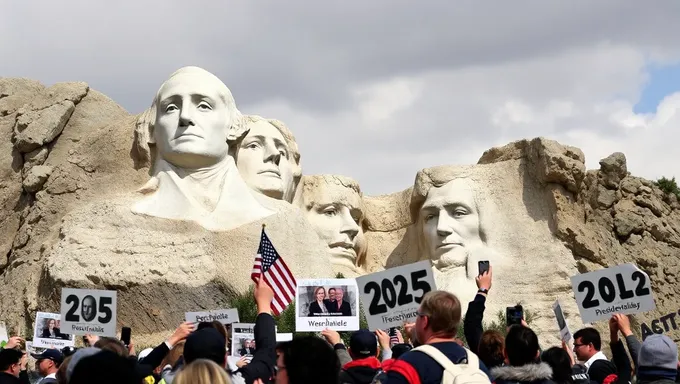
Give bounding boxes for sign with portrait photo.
[231,323,255,358]
[32,312,75,349]
[570,263,655,324]
[356,260,436,330]
[295,278,360,332]
[553,300,571,343]
[60,288,117,336]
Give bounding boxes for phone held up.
[478,260,490,276]
[506,305,523,326]
[121,326,132,347]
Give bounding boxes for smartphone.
[506,305,523,326]
[121,327,132,347]
[478,260,490,276]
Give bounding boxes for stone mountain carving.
[1,70,678,347]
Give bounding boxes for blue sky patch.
[634,63,680,114]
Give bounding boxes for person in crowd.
[239,339,254,357]
[31,349,63,384]
[55,355,71,384]
[384,290,491,383]
[610,314,641,374]
[196,321,228,344]
[0,348,29,384]
[540,347,591,384]
[636,334,678,384]
[464,265,493,356]
[174,359,232,384]
[269,335,340,384]
[69,350,139,384]
[478,330,505,370]
[325,287,337,309]
[491,325,553,384]
[308,286,331,316]
[41,319,64,340]
[339,329,384,384]
[572,328,618,384]
[94,337,130,357]
[157,340,185,381]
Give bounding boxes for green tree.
[654,176,680,198]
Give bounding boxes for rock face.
[0,74,678,348]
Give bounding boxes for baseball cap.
[183,328,226,365]
[349,330,377,358]
[31,349,64,365]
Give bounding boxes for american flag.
[251,227,297,315]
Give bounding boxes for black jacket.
[0,371,29,384]
[308,301,330,316]
[491,362,555,384]
[329,300,352,316]
[464,293,486,355]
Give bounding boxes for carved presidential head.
[133,66,246,170]
[230,115,302,202]
[410,167,488,272]
[294,175,367,270]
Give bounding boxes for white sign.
[356,261,436,330]
[552,300,571,343]
[32,312,76,349]
[60,288,117,336]
[231,323,255,358]
[0,322,8,348]
[295,278,360,332]
[276,333,293,342]
[570,263,655,324]
[185,308,239,325]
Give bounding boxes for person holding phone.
[463,261,492,355]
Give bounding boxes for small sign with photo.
[553,300,571,343]
[295,278,360,332]
[231,323,255,358]
[32,312,75,349]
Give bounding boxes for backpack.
[412,345,491,384]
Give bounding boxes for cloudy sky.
[2,1,679,195]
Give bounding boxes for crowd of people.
[1,268,678,384]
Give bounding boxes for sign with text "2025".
[570,263,655,324]
[356,260,436,330]
[60,288,117,337]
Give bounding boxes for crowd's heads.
[478,330,505,369]
[349,330,378,359]
[572,327,601,361]
[197,320,228,342]
[0,348,23,376]
[504,325,540,366]
[56,355,72,384]
[415,290,462,344]
[94,337,129,357]
[540,347,573,384]
[184,328,227,366]
[174,359,232,384]
[160,340,186,370]
[66,347,101,382]
[31,349,63,375]
[276,335,340,384]
[69,350,138,384]
[638,334,679,380]
[390,343,413,360]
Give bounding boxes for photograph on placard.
[231,323,255,357]
[295,278,360,332]
[59,288,117,337]
[553,300,571,342]
[32,312,75,349]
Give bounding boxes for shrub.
[654,176,680,198]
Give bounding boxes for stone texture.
[599,152,628,189]
[0,78,45,116]
[0,113,24,269]
[23,165,52,193]
[14,101,75,152]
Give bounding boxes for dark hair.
[70,351,137,384]
[541,347,572,384]
[0,348,23,371]
[573,327,601,351]
[94,337,129,357]
[197,321,228,342]
[56,355,73,384]
[391,344,413,359]
[505,325,540,366]
[478,330,505,369]
[277,336,340,383]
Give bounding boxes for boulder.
[23,165,52,193]
[14,101,75,152]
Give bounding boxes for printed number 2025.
[578,271,650,309]
[64,295,113,323]
[364,270,432,315]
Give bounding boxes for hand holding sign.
[356,260,436,330]
[60,288,117,336]
[570,263,655,324]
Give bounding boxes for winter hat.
[349,330,377,358]
[67,347,100,382]
[184,328,226,365]
[638,334,678,379]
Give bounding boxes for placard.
[356,261,436,330]
[276,333,293,342]
[553,300,571,343]
[32,312,75,349]
[60,288,117,336]
[570,263,655,324]
[185,308,239,325]
[0,322,8,348]
[295,278,360,332]
[231,323,255,358]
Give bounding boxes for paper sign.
[356,261,436,330]
[570,263,655,324]
[295,278,360,332]
[276,333,293,342]
[231,323,255,357]
[60,288,117,336]
[553,300,571,343]
[32,312,76,349]
[0,322,8,348]
[185,308,239,325]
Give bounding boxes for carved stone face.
[419,178,482,270]
[236,119,294,199]
[301,182,366,268]
[154,70,231,169]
